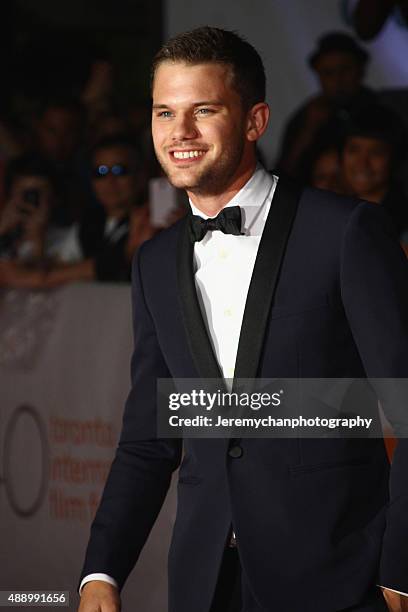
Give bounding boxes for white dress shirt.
[191,164,276,384]
[80,165,405,599]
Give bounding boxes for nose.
[171,112,199,141]
[355,151,370,170]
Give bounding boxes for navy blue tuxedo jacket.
[80,178,408,612]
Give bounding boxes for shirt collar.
[189,164,275,235]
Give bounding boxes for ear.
[246,102,270,142]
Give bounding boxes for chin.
[166,170,204,191]
[353,184,373,195]
[103,202,121,211]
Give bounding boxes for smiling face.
[342,136,392,202]
[151,61,265,200]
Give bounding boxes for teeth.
[173,150,205,159]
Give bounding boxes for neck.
[187,158,257,217]
[105,203,130,220]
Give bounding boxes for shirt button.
[226,367,234,377]
[229,532,237,548]
[224,308,233,317]
[218,249,228,260]
[228,445,243,458]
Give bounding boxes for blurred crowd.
[276,30,408,249]
[0,51,186,289]
[0,27,407,290]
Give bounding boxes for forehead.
[316,149,339,163]
[93,145,133,162]
[315,52,360,71]
[152,61,235,103]
[12,175,51,190]
[345,135,392,152]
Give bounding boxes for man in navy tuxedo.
[78,27,408,612]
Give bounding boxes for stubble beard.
[155,135,245,197]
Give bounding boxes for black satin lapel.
[233,177,302,384]
[177,216,224,380]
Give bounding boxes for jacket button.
[228,445,243,458]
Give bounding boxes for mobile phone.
[22,189,41,208]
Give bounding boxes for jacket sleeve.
[79,243,182,591]
[340,201,408,593]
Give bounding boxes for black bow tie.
[189,206,243,243]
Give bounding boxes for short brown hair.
[151,26,266,109]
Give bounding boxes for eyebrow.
[152,100,223,110]
[193,100,223,106]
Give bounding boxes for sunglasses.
[92,164,130,179]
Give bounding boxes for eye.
[196,108,214,115]
[157,110,173,118]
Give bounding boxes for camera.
[22,189,41,208]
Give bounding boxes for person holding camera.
[0,155,55,262]
[0,138,157,288]
[0,153,84,287]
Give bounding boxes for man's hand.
[78,580,121,612]
[382,587,408,611]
